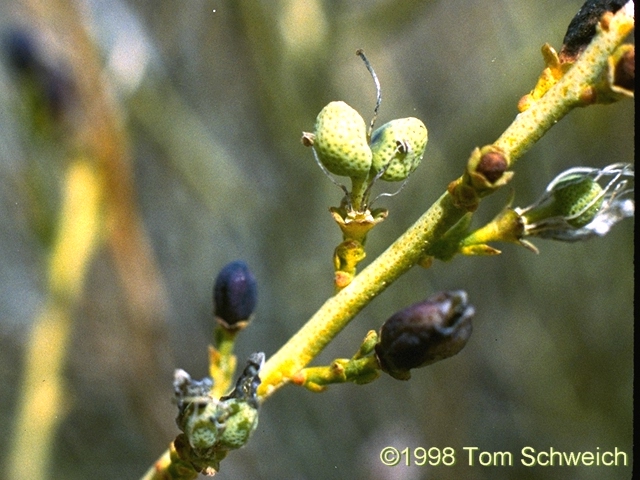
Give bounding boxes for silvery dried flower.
[516,162,633,242]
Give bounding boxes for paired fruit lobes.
[313,101,372,179]
[370,117,428,182]
[312,101,428,184]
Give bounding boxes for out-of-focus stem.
[6,159,102,479]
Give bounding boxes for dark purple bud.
[375,291,474,380]
[213,260,257,329]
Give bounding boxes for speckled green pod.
[552,176,604,227]
[215,398,259,450]
[183,401,222,452]
[181,396,259,455]
[313,101,372,178]
[370,117,428,182]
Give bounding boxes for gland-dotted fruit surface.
[552,176,604,227]
[313,101,372,178]
[216,399,259,450]
[370,117,428,182]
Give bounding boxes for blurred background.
[0,0,633,479]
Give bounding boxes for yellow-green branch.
[143,4,634,478]
[257,4,634,400]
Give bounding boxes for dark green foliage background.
[0,1,633,479]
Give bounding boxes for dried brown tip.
[301,131,315,147]
[559,0,628,63]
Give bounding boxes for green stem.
[493,6,634,163]
[257,5,634,400]
[349,176,369,212]
[141,5,634,477]
[295,356,381,391]
[210,326,239,398]
[258,192,462,397]
[141,442,199,480]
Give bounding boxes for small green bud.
[215,351,263,449]
[370,117,428,182]
[187,403,223,452]
[313,101,372,179]
[214,398,259,450]
[551,176,604,227]
[172,369,220,453]
[173,353,264,470]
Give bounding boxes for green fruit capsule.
[552,176,604,227]
[313,101,372,179]
[370,117,428,182]
[215,398,259,450]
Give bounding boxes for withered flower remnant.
[375,291,474,380]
